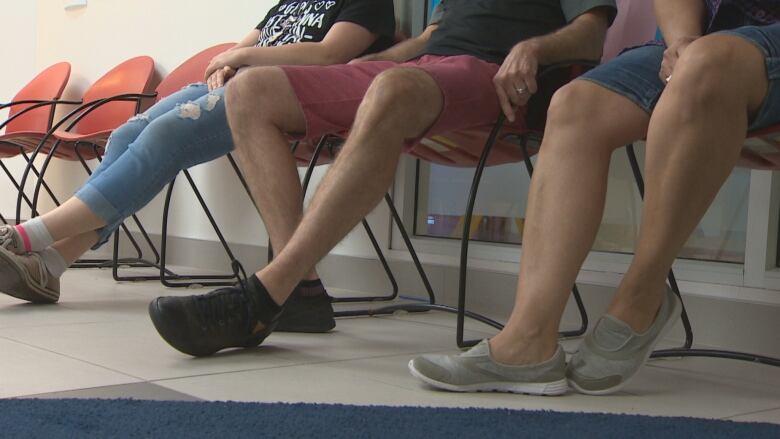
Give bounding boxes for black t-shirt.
[422,0,617,65]
[256,0,396,55]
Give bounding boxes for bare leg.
[255,68,444,304]
[225,67,318,281]
[35,198,106,242]
[608,35,769,331]
[490,81,651,365]
[51,231,99,266]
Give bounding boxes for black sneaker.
[276,287,336,333]
[148,285,280,357]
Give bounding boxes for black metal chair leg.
[0,158,37,218]
[292,137,425,309]
[625,143,780,367]
[157,171,239,288]
[331,218,400,305]
[456,116,510,347]
[19,150,59,209]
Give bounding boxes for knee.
[225,67,288,122]
[365,68,438,117]
[547,81,601,128]
[545,82,609,151]
[668,37,744,109]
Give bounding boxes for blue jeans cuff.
[74,183,123,249]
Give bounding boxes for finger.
[659,63,672,82]
[495,83,516,122]
[205,65,216,81]
[523,73,538,96]
[224,68,236,83]
[216,71,225,89]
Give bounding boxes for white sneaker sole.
[408,360,569,396]
[568,293,682,396]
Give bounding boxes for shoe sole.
[568,294,682,396]
[408,360,569,396]
[0,248,58,303]
[148,298,278,357]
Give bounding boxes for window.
[414,143,750,263]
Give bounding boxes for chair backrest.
[75,56,155,135]
[5,62,71,134]
[602,0,657,62]
[155,43,236,100]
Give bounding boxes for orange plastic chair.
[0,62,78,223]
[14,56,157,271]
[17,56,156,218]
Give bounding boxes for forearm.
[524,9,610,65]
[655,0,706,44]
[233,30,261,49]
[365,25,438,62]
[232,42,354,68]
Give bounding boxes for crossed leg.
[227,66,444,306]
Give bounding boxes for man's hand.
[660,36,698,83]
[207,66,237,91]
[494,41,541,122]
[205,50,242,81]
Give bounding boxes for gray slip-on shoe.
[409,340,569,395]
[0,246,60,303]
[567,286,681,395]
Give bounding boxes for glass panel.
[415,143,750,263]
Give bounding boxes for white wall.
[0,0,38,218]
[1,0,389,260]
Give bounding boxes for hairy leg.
[256,68,445,304]
[224,67,318,281]
[609,34,769,331]
[490,81,650,365]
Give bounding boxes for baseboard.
[109,232,780,358]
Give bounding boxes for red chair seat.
[739,123,780,170]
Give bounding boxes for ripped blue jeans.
[75,83,234,248]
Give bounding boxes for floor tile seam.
[150,349,456,384]
[644,360,780,387]
[722,405,780,420]
[10,381,163,400]
[0,334,146,382]
[0,318,138,332]
[373,315,498,337]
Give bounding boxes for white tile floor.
[1,268,779,424]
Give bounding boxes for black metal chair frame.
[153,135,414,290]
[14,93,166,275]
[124,157,248,288]
[1,99,81,225]
[625,144,780,368]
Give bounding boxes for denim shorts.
[579,23,780,131]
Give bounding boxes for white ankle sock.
[15,218,54,252]
[40,247,68,278]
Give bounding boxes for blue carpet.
[1,399,778,438]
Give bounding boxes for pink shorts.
[280,55,521,149]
